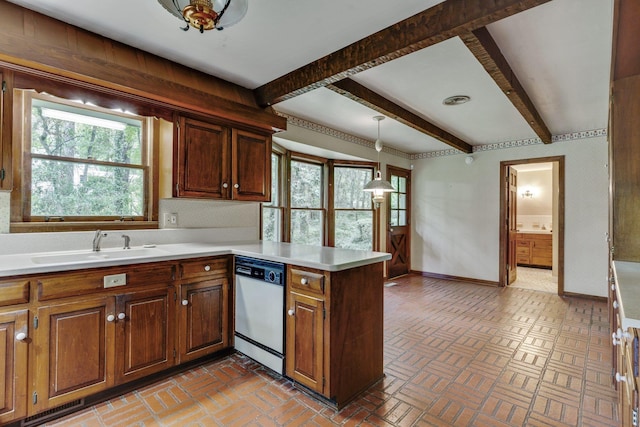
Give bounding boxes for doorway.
[386,165,411,279]
[499,156,564,294]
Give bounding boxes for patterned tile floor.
[43,274,618,427]
[510,267,558,294]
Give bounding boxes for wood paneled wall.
[0,0,285,132]
[611,0,640,261]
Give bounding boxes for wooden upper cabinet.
[175,116,229,199]
[174,116,271,202]
[232,129,271,201]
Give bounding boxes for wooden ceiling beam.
[327,79,473,153]
[461,27,552,143]
[254,0,551,107]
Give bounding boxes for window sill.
[10,221,159,233]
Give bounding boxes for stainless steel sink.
[31,247,168,265]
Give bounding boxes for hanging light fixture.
[158,0,248,33]
[364,116,395,206]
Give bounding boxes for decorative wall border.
[278,112,607,161]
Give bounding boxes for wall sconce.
[521,189,534,198]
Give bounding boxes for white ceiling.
[6,0,614,155]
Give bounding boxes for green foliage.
[30,105,144,217]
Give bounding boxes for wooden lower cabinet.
[33,297,115,413]
[286,291,324,392]
[285,263,384,408]
[0,309,28,424]
[178,278,229,363]
[615,327,639,427]
[115,287,174,384]
[516,233,552,268]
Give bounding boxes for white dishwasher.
[234,256,285,374]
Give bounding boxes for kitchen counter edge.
[0,241,392,278]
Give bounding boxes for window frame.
[11,90,159,232]
[261,147,379,250]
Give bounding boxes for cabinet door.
[231,129,271,201]
[286,292,324,393]
[0,310,28,424]
[115,287,174,384]
[34,298,115,413]
[178,279,229,363]
[176,117,230,199]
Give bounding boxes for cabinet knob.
[616,372,627,383]
[106,314,115,322]
[204,265,211,272]
[613,300,619,309]
[612,332,621,346]
[222,183,229,189]
[182,299,189,306]
[300,278,308,285]
[288,309,295,317]
[234,183,239,189]
[15,332,27,341]
[117,312,126,320]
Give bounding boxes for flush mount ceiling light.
[158,0,248,33]
[443,95,471,106]
[363,116,395,206]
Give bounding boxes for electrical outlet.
[163,213,178,227]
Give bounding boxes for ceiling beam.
[461,27,552,144]
[327,79,473,153]
[254,0,551,107]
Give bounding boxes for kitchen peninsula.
[0,232,390,425]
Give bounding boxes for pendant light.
[363,116,395,206]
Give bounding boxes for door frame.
[499,156,565,294]
[385,165,411,279]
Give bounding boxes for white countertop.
[612,261,640,329]
[0,240,391,277]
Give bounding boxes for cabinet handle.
[15,332,27,341]
[204,265,211,272]
[612,332,621,346]
[616,372,627,383]
[182,299,189,306]
[117,312,126,320]
[222,183,229,189]
[287,309,295,316]
[234,183,239,189]
[106,314,115,322]
[300,277,308,285]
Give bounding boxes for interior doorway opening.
[499,156,564,295]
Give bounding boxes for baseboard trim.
[562,291,607,302]
[411,270,500,287]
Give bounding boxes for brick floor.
[43,274,619,426]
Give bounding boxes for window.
[13,91,156,229]
[262,152,283,241]
[261,148,378,250]
[290,159,324,246]
[390,174,408,227]
[334,166,374,250]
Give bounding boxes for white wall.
[411,136,609,297]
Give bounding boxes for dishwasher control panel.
[234,256,285,285]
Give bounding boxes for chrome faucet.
[92,230,107,252]
[122,234,131,250]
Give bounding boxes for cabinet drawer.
[516,247,529,256]
[0,280,30,306]
[516,240,530,247]
[181,257,228,280]
[290,268,325,295]
[37,263,174,301]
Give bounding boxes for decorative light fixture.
[521,189,534,198]
[158,0,248,33]
[364,116,395,206]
